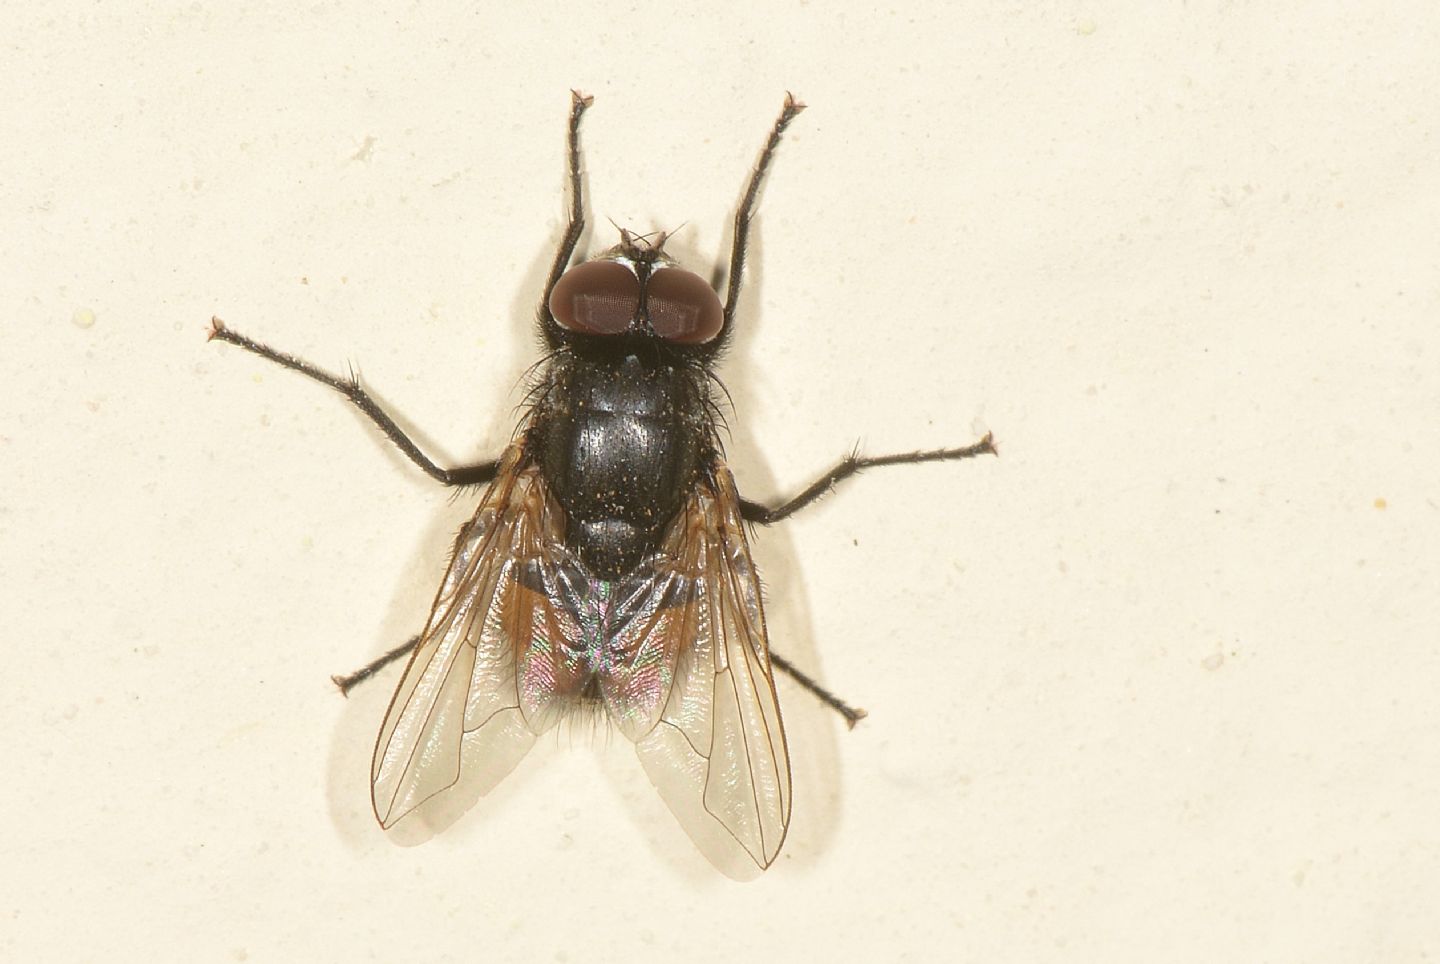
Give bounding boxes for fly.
[208,92,996,878]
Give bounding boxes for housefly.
[208,92,995,878]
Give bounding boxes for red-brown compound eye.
[645,267,724,344]
[548,261,641,335]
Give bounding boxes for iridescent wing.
[601,466,793,879]
[370,444,583,827]
[371,446,791,878]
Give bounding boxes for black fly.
[208,92,995,878]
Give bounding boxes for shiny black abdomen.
[530,350,711,580]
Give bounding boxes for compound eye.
[548,261,641,335]
[645,268,724,344]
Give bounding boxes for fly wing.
[371,445,580,828]
[605,466,793,878]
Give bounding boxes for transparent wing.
[370,445,577,828]
[610,466,793,879]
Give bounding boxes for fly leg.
[723,93,806,330]
[538,90,595,339]
[329,634,870,733]
[740,433,996,524]
[740,433,996,725]
[331,637,421,696]
[768,650,867,729]
[207,319,500,487]
[207,94,598,486]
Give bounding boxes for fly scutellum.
[209,92,995,879]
